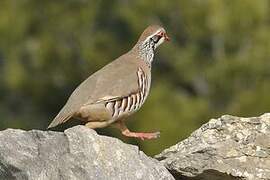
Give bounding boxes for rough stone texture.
[0,126,174,180]
[156,113,270,180]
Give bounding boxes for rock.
[0,126,174,180]
[156,113,270,180]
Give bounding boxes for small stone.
[235,132,244,140]
[255,149,268,158]
[237,156,247,162]
[226,124,235,132]
[226,149,239,158]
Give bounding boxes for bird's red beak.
[164,33,170,41]
[157,31,170,42]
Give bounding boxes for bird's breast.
[105,67,150,120]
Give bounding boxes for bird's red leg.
[113,120,160,140]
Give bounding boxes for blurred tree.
[0,0,269,155]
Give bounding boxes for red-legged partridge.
[48,25,170,140]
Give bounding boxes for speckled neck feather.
[137,39,155,68]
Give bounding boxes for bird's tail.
[47,108,73,129]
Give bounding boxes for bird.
[48,25,170,140]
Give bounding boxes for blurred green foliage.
[0,0,270,155]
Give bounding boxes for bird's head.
[137,25,170,50]
[133,25,169,66]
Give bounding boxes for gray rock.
[156,113,270,180]
[0,126,174,180]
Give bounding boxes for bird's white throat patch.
[138,38,155,67]
[138,29,165,67]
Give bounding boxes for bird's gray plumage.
[48,24,166,129]
[48,52,147,128]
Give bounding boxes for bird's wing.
[48,53,140,128]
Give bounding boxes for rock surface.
[1,114,270,180]
[156,113,270,180]
[0,126,174,180]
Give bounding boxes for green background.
[1,0,270,155]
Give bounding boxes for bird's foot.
[122,130,160,140]
[113,120,160,140]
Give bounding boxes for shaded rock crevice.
[171,169,242,180]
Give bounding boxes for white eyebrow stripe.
[143,29,163,44]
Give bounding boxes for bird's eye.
[152,35,161,43]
